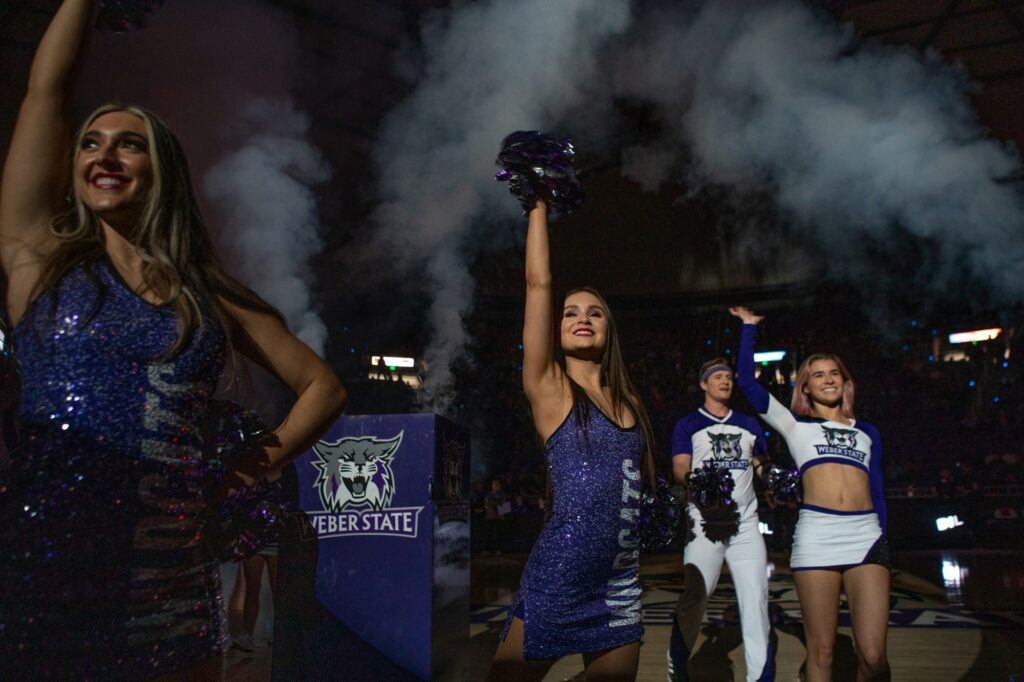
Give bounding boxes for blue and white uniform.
[668,409,773,682]
[737,324,888,571]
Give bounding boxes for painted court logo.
[309,431,423,539]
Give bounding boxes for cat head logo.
[442,437,466,500]
[821,426,858,450]
[708,432,743,460]
[311,432,403,512]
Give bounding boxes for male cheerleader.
[667,358,774,682]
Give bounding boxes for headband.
[700,363,733,382]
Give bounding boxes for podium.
[278,414,470,681]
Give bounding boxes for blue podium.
[285,414,470,681]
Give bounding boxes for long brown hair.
[561,286,657,491]
[791,353,856,420]
[35,103,282,358]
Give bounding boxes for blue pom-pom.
[688,463,740,542]
[637,478,686,552]
[495,131,585,215]
[763,464,802,502]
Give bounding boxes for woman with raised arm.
[0,1,345,677]
[729,307,890,682]
[485,197,657,682]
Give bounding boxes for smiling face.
[560,290,608,356]
[73,111,153,224]
[803,358,845,407]
[700,369,734,403]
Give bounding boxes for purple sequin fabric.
[501,400,643,659]
[96,0,164,32]
[1,258,228,678]
[495,130,585,215]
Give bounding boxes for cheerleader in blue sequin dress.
[485,197,658,681]
[0,1,346,677]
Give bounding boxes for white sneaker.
[232,633,255,652]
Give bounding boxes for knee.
[858,647,889,677]
[805,641,834,669]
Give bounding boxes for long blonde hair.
[791,353,856,420]
[35,102,282,357]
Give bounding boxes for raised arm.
[521,198,566,436]
[225,302,347,484]
[729,306,798,437]
[1,0,98,322]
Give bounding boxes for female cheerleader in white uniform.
[730,307,890,682]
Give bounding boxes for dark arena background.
[3,0,1024,679]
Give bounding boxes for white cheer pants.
[679,506,771,681]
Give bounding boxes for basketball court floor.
[468,549,1024,681]
[221,548,1024,680]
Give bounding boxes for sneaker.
[232,633,255,652]
[667,617,690,682]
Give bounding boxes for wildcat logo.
[707,432,748,470]
[708,432,743,460]
[438,437,469,526]
[309,431,423,540]
[312,432,402,511]
[822,426,858,450]
[443,438,466,500]
[814,426,867,463]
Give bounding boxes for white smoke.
[203,99,331,355]
[613,0,1024,297]
[375,0,1024,399]
[82,0,332,356]
[370,0,633,412]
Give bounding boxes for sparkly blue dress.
[502,398,644,659]
[1,258,228,678]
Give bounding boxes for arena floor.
[467,549,1024,681]
[222,548,1024,680]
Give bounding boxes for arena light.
[935,514,965,532]
[754,350,786,363]
[370,355,415,368]
[948,328,1001,344]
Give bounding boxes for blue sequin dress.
[1,258,228,678]
[501,398,644,659]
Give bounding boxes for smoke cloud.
[375,0,1023,400]
[368,0,633,412]
[204,99,331,355]
[82,0,331,356]
[614,0,1024,300]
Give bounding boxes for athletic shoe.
[667,616,690,681]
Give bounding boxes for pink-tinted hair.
[791,353,856,420]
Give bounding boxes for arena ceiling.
[2,0,1023,299]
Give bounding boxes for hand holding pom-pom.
[637,477,685,552]
[495,131,585,215]
[198,400,289,562]
[96,0,164,32]
[688,463,740,543]
[762,463,802,502]
[687,463,736,510]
